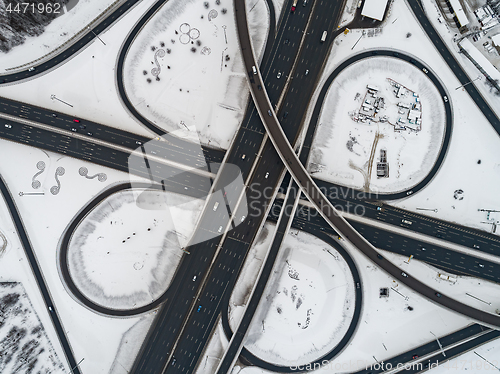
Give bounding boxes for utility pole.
[88,27,106,45]
[430,331,446,357]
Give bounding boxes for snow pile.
[0,282,65,374]
[123,0,269,149]
[308,57,445,194]
[244,231,355,367]
[67,189,204,310]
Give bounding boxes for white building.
[459,38,500,82]
[449,0,469,27]
[361,0,389,21]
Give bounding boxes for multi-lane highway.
[236,0,500,331]
[0,175,81,374]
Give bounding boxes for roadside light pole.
[50,94,73,107]
[430,331,446,357]
[87,27,106,45]
[455,76,481,90]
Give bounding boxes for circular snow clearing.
[66,189,203,310]
[244,232,356,367]
[309,56,446,194]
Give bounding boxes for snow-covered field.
[244,230,356,367]
[308,0,500,233]
[0,139,162,374]
[0,282,65,374]
[0,0,119,71]
[308,57,445,194]
[67,189,204,310]
[123,0,269,149]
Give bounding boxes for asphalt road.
[407,0,500,135]
[0,175,81,374]
[301,49,453,200]
[0,96,224,172]
[235,0,500,329]
[0,0,140,84]
[219,181,363,373]
[130,0,349,373]
[270,199,500,285]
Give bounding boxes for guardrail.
[4,0,124,72]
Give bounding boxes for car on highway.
[377,207,383,211]
[150,151,156,155]
[305,69,309,75]
[473,244,480,249]
[284,39,289,44]
[73,119,80,123]
[443,96,448,102]
[79,124,86,129]
[283,111,288,119]
[435,292,442,298]
[421,247,426,251]
[87,132,93,136]
[402,219,412,225]
[303,0,307,5]
[28,67,35,72]
[218,225,223,233]
[71,128,77,132]
[402,272,408,277]
[478,263,484,268]
[213,202,219,211]
[267,109,273,116]
[241,154,246,159]
[277,71,282,78]
[377,254,383,260]
[52,114,57,117]
[48,306,53,311]
[412,355,419,359]
[257,84,262,90]
[240,215,246,222]
[265,172,269,178]
[171,358,176,366]
[192,276,197,281]
[136,141,142,145]
[197,305,202,312]
[422,68,428,73]
[4,124,11,128]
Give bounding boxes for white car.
[240,215,246,222]
[218,226,223,233]
[4,124,11,128]
[265,172,269,178]
[277,71,282,78]
[192,276,197,281]
[28,67,35,72]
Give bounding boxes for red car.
[73,119,80,123]
[412,355,419,359]
[291,5,296,11]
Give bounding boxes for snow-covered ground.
[229,223,277,310]
[0,0,119,71]
[244,229,356,367]
[67,189,204,310]
[0,0,156,137]
[421,0,500,120]
[0,282,65,374]
[0,139,160,374]
[308,0,500,233]
[122,0,269,149]
[308,57,445,194]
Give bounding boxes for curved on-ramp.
[220,224,363,373]
[234,0,500,330]
[305,50,453,200]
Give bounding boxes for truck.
[291,0,298,11]
[321,31,327,42]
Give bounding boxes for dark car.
[377,254,383,260]
[412,355,419,359]
[435,292,442,298]
[283,111,288,119]
[267,109,272,116]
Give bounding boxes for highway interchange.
[1,0,500,373]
